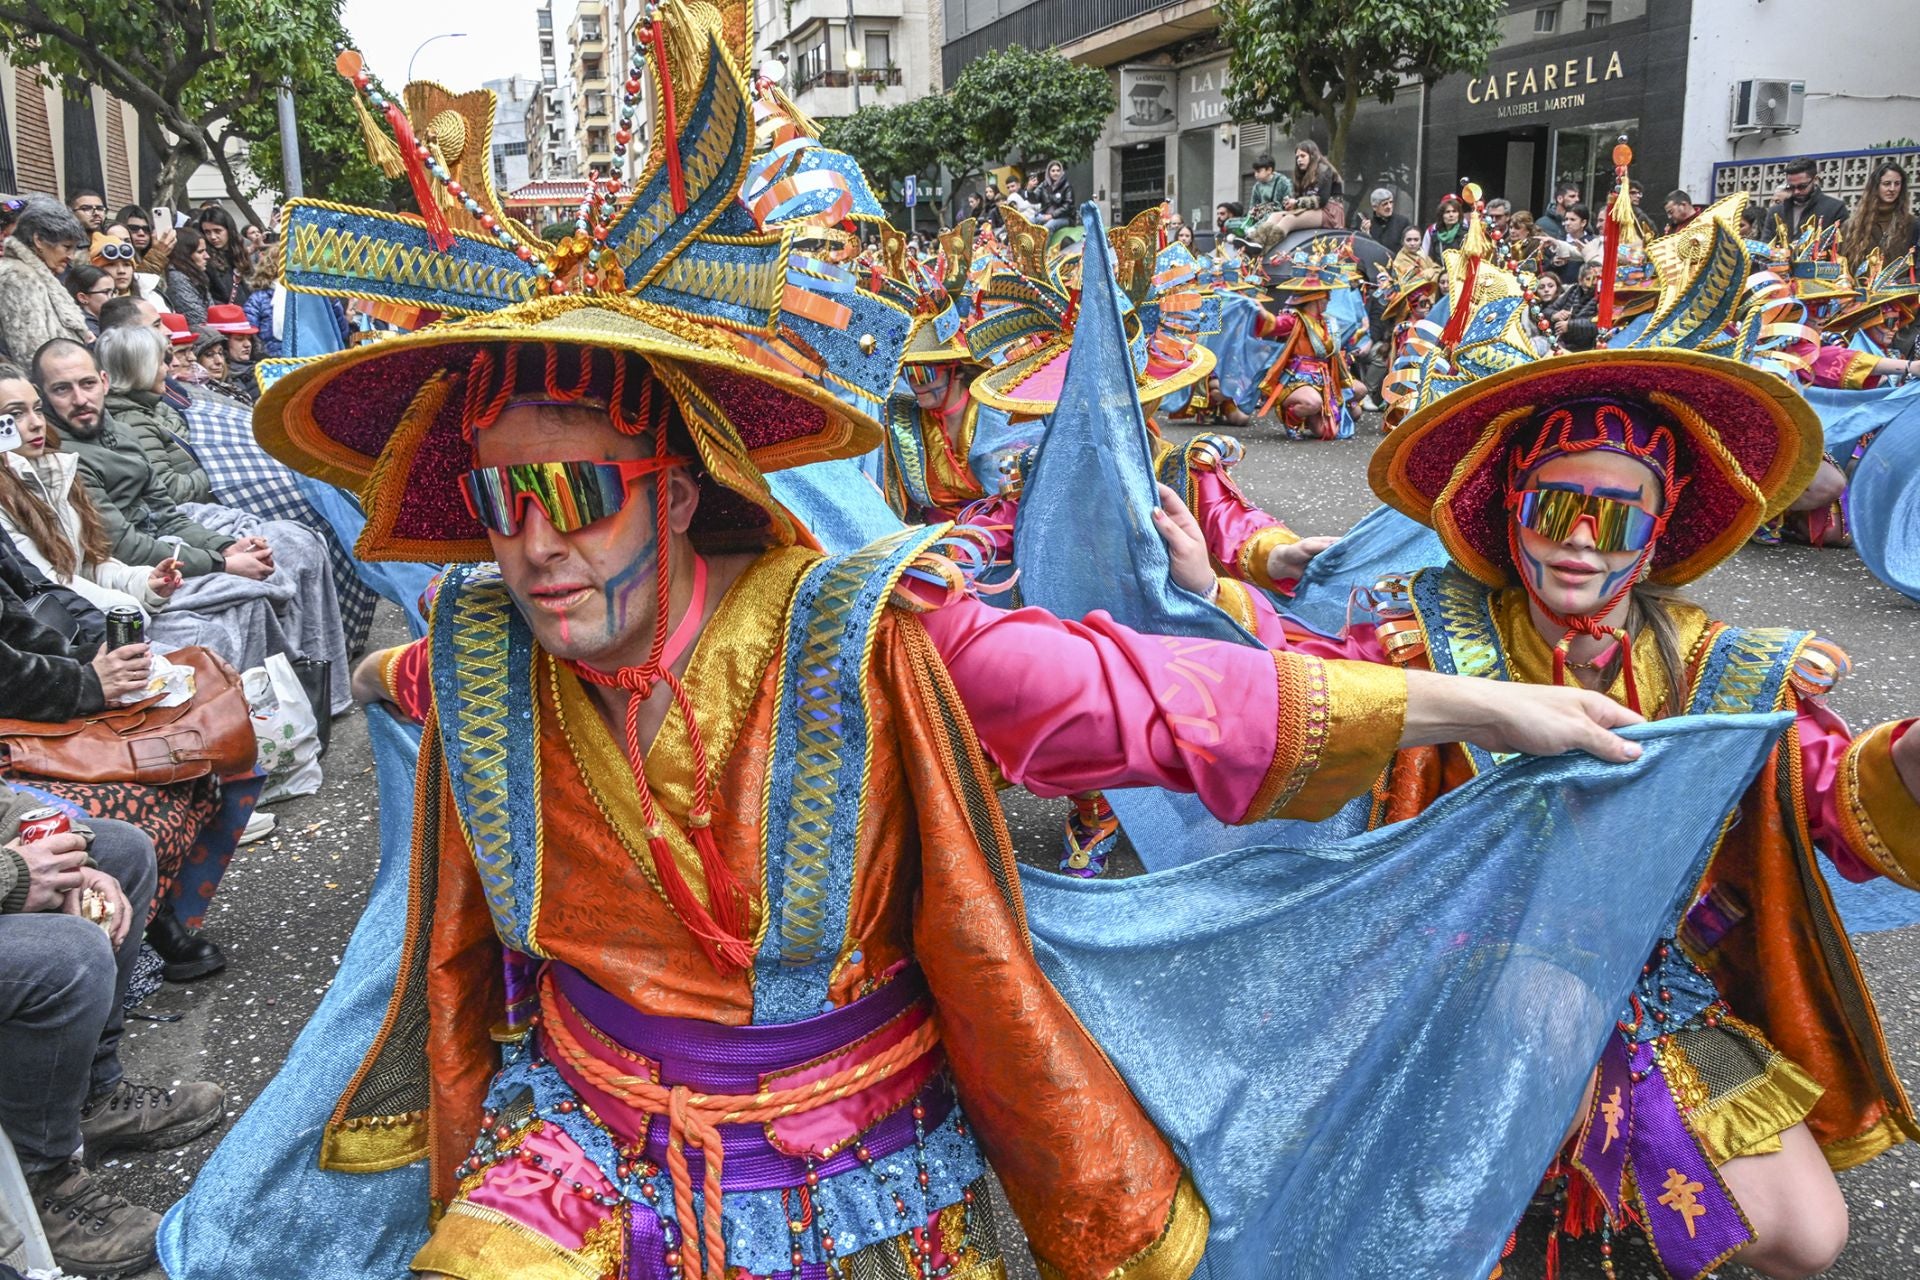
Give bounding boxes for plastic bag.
[245,654,323,803]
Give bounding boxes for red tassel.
[385,104,455,252]
[1597,213,1620,331]
[650,19,688,215]
[1544,1222,1561,1280]
[1562,1168,1608,1238]
[690,823,753,963]
[649,834,754,972]
[1440,254,1480,349]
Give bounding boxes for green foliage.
[946,45,1112,183]
[820,45,1110,216]
[1219,0,1502,166]
[819,95,958,200]
[237,38,400,210]
[0,0,373,213]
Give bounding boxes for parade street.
[97,416,1920,1280]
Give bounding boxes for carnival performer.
[1374,250,1438,428]
[1752,227,1904,546]
[1162,212,1920,1280]
[968,206,1334,874]
[867,221,1035,521]
[1245,242,1370,439]
[192,15,1638,1280]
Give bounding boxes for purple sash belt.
[543,962,953,1191]
[1573,1036,1753,1280]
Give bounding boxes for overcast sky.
[340,0,556,90]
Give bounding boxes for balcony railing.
[792,66,903,93]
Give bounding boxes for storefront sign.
[1119,66,1178,133]
[1183,59,1231,129]
[1466,49,1626,118]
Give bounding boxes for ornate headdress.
[1771,219,1856,303]
[257,0,911,563]
[874,219,976,364]
[1825,248,1920,332]
[1261,235,1359,296]
[1372,194,1824,592]
[965,206,1213,417]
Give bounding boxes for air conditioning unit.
[1731,79,1806,134]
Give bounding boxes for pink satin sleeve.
[1805,344,1883,390]
[1240,585,1391,662]
[1799,696,1882,881]
[920,595,1284,820]
[1191,465,1286,571]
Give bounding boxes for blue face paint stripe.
[601,490,661,641]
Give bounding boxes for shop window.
[1533,6,1559,33]
[1585,2,1611,27]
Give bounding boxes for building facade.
[0,56,144,208]
[754,0,942,128]
[571,0,615,175]
[528,3,576,182]
[942,0,1920,241]
[484,75,539,195]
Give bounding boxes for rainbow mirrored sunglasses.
[1512,486,1660,553]
[460,457,686,537]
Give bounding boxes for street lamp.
[408,32,470,84]
[844,42,864,110]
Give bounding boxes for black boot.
[145,906,226,982]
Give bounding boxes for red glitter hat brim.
[254,298,885,562]
[1370,349,1824,587]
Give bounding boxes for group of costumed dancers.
[148,6,1920,1280]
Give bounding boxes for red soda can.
[16,805,72,844]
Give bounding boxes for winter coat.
[0,237,91,363]
[2,450,167,620]
[204,249,241,306]
[0,542,106,726]
[1037,176,1075,224]
[1770,190,1849,241]
[165,269,212,329]
[57,408,233,576]
[104,388,215,506]
[1249,174,1293,210]
[243,288,283,357]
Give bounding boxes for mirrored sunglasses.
[459,457,686,537]
[93,240,137,261]
[1513,487,1660,554]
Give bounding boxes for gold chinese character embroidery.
[1658,1168,1708,1239]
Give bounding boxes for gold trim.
[1034,1173,1209,1280]
[410,1200,609,1280]
[1838,720,1920,891]
[1237,524,1303,590]
[1823,1112,1915,1171]
[1213,578,1259,631]
[317,1109,430,1174]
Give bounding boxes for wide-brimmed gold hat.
[256,0,910,561]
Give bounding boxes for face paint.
[601,491,661,641]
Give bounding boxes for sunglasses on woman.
[459,457,686,537]
[1512,487,1660,553]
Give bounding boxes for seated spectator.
[115,203,176,279]
[204,304,259,403]
[192,333,237,402]
[241,241,284,357]
[164,227,215,331]
[0,520,260,984]
[66,188,107,237]
[66,264,115,338]
[1,782,226,1278]
[1547,260,1602,338]
[91,232,165,306]
[34,336,353,712]
[0,364,182,622]
[0,197,91,361]
[97,298,379,650]
[1036,160,1074,232]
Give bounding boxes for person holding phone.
[0,370,181,624]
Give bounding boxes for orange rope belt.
[537,969,943,1280]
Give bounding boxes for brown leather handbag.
[0,647,259,785]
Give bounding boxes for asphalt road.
[97,414,1920,1280]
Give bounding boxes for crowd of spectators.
[0,187,378,1277]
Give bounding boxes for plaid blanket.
[179,386,377,651]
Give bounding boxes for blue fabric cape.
[157,707,432,1278]
[1021,712,1791,1279]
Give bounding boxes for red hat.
[204,303,258,335]
[158,313,197,347]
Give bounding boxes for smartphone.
[152,207,172,229]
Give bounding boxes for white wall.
[1681,0,1920,198]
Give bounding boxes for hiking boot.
[79,1077,225,1159]
[25,1159,158,1279]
